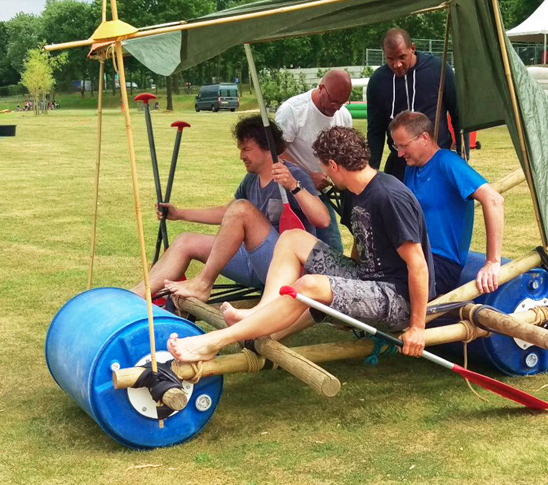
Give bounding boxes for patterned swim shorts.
[303,240,410,332]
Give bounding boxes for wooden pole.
[254,338,341,397]
[475,168,525,208]
[87,59,105,290]
[426,250,542,322]
[114,302,548,389]
[434,7,451,142]
[491,0,547,248]
[461,304,548,349]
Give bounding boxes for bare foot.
[164,277,212,302]
[220,302,256,326]
[167,332,220,362]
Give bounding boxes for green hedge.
[0,84,26,97]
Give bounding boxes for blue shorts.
[220,226,279,288]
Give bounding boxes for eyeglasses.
[392,134,421,152]
[321,84,345,108]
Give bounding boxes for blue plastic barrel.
[45,288,223,449]
[446,251,548,376]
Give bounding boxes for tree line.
[0,0,542,104]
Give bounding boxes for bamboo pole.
[45,0,451,53]
[426,250,542,322]
[475,168,525,208]
[87,59,105,290]
[491,0,547,249]
[434,8,451,142]
[110,0,158,376]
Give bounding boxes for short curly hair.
[312,126,370,171]
[232,114,286,155]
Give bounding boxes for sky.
[0,0,93,22]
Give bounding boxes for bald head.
[315,69,352,117]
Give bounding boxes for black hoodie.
[366,51,461,169]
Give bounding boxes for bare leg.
[168,274,332,362]
[164,200,272,301]
[221,229,319,325]
[271,310,314,341]
[130,233,215,298]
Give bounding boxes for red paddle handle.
[134,93,157,104]
[171,121,191,131]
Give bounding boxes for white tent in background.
[507,0,548,64]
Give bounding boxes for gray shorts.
[220,226,278,288]
[303,241,410,332]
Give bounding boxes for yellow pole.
[491,0,547,248]
[110,0,158,375]
[87,59,105,290]
[434,8,451,143]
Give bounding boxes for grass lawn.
[0,108,547,484]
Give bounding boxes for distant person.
[390,111,504,295]
[275,69,353,252]
[367,28,463,181]
[130,115,329,302]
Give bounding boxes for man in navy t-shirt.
[131,115,329,302]
[389,110,504,295]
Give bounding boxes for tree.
[6,13,44,74]
[42,0,95,93]
[21,48,67,114]
[0,22,19,87]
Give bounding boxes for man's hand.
[476,260,501,294]
[272,161,298,191]
[155,202,180,221]
[308,171,332,191]
[400,326,425,357]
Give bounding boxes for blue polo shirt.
[404,149,486,267]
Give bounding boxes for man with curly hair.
[166,126,436,363]
[131,115,329,302]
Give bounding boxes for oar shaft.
[244,43,289,204]
[289,290,454,371]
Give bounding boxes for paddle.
[152,120,191,265]
[244,43,305,233]
[134,93,169,251]
[279,286,548,411]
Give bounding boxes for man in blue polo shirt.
[389,110,504,295]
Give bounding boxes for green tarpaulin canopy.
[120,0,548,245]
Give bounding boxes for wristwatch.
[290,181,302,195]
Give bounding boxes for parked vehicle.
[195,83,240,112]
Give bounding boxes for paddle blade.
[452,364,548,410]
[279,203,305,233]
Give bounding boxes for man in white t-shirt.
[275,69,353,252]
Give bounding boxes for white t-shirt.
[275,89,353,173]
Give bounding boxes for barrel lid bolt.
[525,353,539,368]
[195,394,212,412]
[110,361,121,372]
[529,280,540,291]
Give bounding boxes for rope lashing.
[134,361,184,419]
[352,330,398,365]
[189,361,204,383]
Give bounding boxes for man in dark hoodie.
[367,28,462,181]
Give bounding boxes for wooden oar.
[279,286,548,411]
[244,43,305,233]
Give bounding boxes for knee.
[294,274,322,295]
[277,229,303,246]
[172,232,191,249]
[225,199,256,218]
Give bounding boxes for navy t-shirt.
[340,172,436,300]
[234,163,317,235]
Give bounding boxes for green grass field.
[1,108,547,484]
